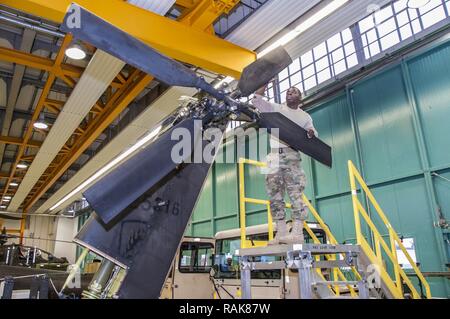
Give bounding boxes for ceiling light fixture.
[4,196,11,200]
[9,182,19,187]
[407,0,431,9]
[17,163,28,169]
[258,0,350,57]
[65,42,87,60]
[50,124,163,211]
[33,113,49,130]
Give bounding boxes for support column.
[297,252,314,299]
[240,256,252,299]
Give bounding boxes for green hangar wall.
[187,39,450,297]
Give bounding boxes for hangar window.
[359,0,449,60]
[271,0,449,101]
[277,28,356,102]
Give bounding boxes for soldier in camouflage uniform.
[253,86,317,245]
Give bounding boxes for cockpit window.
[179,242,214,273]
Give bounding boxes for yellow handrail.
[355,200,419,297]
[238,158,274,248]
[348,160,431,299]
[302,194,362,281]
[302,193,363,294]
[238,158,362,297]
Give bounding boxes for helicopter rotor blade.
[75,126,228,298]
[237,47,292,97]
[82,118,203,225]
[61,4,224,100]
[258,113,332,167]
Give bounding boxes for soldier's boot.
[285,219,305,244]
[268,220,290,245]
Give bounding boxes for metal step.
[314,281,359,286]
[237,243,361,257]
[321,296,378,299]
[321,296,358,299]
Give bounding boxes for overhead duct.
[7,51,125,211]
[0,12,65,38]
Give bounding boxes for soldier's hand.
[307,129,315,139]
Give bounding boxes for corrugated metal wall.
[187,39,450,297]
[225,0,320,50]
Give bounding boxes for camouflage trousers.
[265,148,307,222]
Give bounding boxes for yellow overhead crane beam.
[178,0,240,33]
[176,0,198,9]
[2,0,255,78]
[0,136,42,148]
